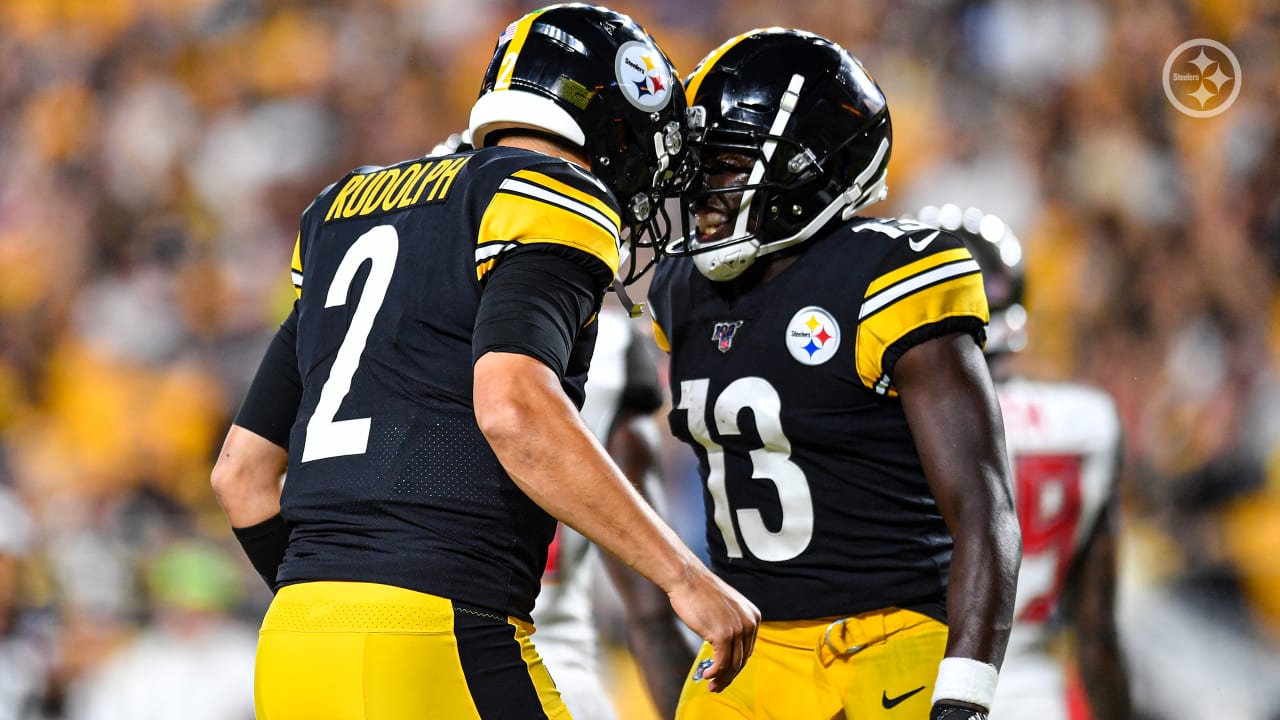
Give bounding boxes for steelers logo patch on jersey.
[786,306,840,365]
[615,41,672,111]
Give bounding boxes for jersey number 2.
[300,225,399,462]
[678,378,814,562]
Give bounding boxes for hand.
[664,565,759,693]
[930,701,988,720]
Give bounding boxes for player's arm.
[210,307,300,590]
[895,332,1021,717]
[599,323,694,716]
[1064,492,1131,719]
[472,248,757,693]
[599,400,694,717]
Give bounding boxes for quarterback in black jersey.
[209,6,758,719]
[649,30,1020,720]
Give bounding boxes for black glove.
[930,702,988,720]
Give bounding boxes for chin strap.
[610,279,644,318]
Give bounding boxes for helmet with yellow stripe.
[667,29,892,281]
[470,4,692,280]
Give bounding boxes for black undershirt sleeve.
[472,246,611,379]
[234,306,302,449]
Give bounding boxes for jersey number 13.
[677,378,814,562]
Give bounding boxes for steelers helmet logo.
[786,306,840,366]
[615,40,672,111]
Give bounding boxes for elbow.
[475,404,524,447]
[211,447,278,514]
[474,383,537,449]
[209,426,287,526]
[210,454,251,512]
[473,353,560,449]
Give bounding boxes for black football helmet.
[469,4,692,283]
[665,28,892,280]
[917,204,1026,354]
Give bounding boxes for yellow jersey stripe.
[478,193,619,276]
[855,273,988,395]
[865,248,972,297]
[686,30,759,102]
[861,259,981,320]
[497,178,620,246]
[511,169,620,229]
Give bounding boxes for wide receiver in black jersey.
[649,30,1021,720]
[209,6,758,719]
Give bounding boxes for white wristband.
[930,657,999,709]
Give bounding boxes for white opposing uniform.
[533,309,659,720]
[989,378,1121,720]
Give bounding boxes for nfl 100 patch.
[711,320,743,353]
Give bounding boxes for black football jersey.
[279,146,621,621]
[649,217,988,622]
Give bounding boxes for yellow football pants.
[255,581,569,719]
[677,607,947,719]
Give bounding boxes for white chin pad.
[693,239,760,281]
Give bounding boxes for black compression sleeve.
[232,513,291,592]
[234,307,302,448]
[472,247,609,377]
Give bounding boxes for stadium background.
[0,0,1277,717]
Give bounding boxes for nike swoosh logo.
[881,686,926,709]
[907,231,939,252]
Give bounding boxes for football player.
[209,5,758,719]
[647,30,1021,720]
[916,205,1131,720]
[542,306,693,720]
[426,129,694,720]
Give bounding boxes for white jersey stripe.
[859,259,980,320]
[498,178,620,245]
[475,241,518,263]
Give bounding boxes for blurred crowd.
[0,0,1277,718]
